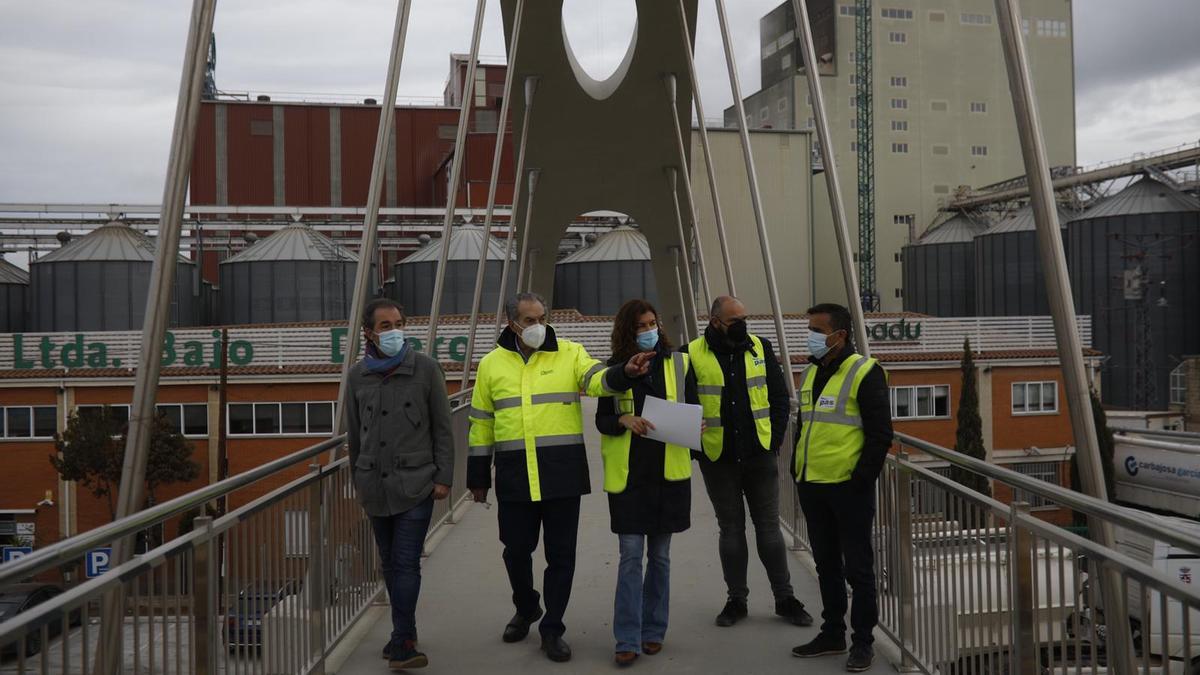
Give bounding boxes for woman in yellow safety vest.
[596,299,701,667]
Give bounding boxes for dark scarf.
[363,340,407,376]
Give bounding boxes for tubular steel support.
[514,169,541,295]
[333,0,414,443]
[671,247,690,346]
[99,0,217,670]
[674,0,736,297]
[789,0,870,353]
[493,77,539,339]
[664,74,712,309]
[713,0,796,399]
[666,167,699,341]
[991,0,1133,670]
[427,0,489,353]
[462,0,526,387]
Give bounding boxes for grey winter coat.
[345,348,455,517]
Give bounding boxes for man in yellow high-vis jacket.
[791,303,893,673]
[467,293,652,664]
[682,296,812,629]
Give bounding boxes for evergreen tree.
[1070,389,1116,502]
[950,338,991,503]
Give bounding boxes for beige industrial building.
[728,0,1076,310]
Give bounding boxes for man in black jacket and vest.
[683,296,812,628]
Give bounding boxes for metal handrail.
[1115,427,1200,443]
[0,434,346,588]
[896,431,1200,555]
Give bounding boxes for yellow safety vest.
[688,334,773,461]
[601,352,693,494]
[794,353,879,484]
[468,334,616,501]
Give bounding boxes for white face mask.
[518,323,547,350]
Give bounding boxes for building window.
[780,53,792,70]
[891,142,909,154]
[850,118,859,130]
[932,144,950,155]
[850,141,859,153]
[893,214,915,227]
[779,30,796,47]
[228,402,337,437]
[1170,363,1188,406]
[759,107,769,122]
[847,51,857,64]
[762,40,779,59]
[888,31,908,44]
[849,74,859,85]
[971,145,989,156]
[77,404,131,431]
[881,7,914,20]
[806,117,815,129]
[839,5,863,18]
[890,385,951,420]
[1011,461,1061,508]
[778,98,789,113]
[1036,19,1068,37]
[1021,18,1031,35]
[849,95,859,107]
[891,119,909,132]
[929,10,946,22]
[970,101,988,113]
[1,406,57,439]
[890,76,908,88]
[890,98,908,110]
[961,12,993,25]
[931,100,949,112]
[933,184,950,194]
[1012,381,1058,415]
[154,404,209,437]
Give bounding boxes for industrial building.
[900,213,988,317]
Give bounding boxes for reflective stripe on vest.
[601,352,693,494]
[688,335,773,461]
[794,353,878,484]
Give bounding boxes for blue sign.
[85,548,112,578]
[2,546,32,563]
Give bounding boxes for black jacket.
[681,326,791,463]
[595,345,699,535]
[794,347,894,489]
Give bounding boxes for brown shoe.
[615,651,638,667]
[642,642,662,655]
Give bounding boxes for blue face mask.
[807,330,833,360]
[377,329,407,357]
[636,329,659,351]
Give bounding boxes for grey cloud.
[1073,0,1200,91]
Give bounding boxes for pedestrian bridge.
[4,396,1200,674]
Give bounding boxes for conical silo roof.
[33,221,192,264]
[1077,175,1200,220]
[913,213,988,245]
[557,226,650,264]
[399,226,511,264]
[982,204,1073,235]
[222,223,358,263]
[0,258,29,285]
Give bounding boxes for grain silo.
[392,226,514,316]
[554,225,659,315]
[1068,175,1200,409]
[974,204,1073,317]
[0,256,29,332]
[30,221,197,332]
[219,224,357,325]
[901,213,988,317]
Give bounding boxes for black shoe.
[502,607,544,643]
[383,634,418,659]
[388,640,428,670]
[792,632,848,658]
[775,596,814,627]
[846,643,874,672]
[540,634,572,662]
[715,600,748,627]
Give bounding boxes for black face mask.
[725,319,749,344]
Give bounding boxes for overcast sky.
[0,0,1197,205]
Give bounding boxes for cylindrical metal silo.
[393,226,515,316]
[902,213,988,317]
[219,224,358,325]
[553,226,659,315]
[30,221,198,332]
[0,256,29,332]
[974,204,1073,317]
[1068,176,1200,409]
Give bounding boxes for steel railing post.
[896,453,916,670]
[191,516,216,675]
[666,167,700,342]
[492,77,539,339]
[513,169,541,295]
[663,74,712,309]
[307,465,327,674]
[1009,502,1037,674]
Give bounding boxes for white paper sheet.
[641,395,704,450]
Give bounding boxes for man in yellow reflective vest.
[791,303,893,672]
[683,296,813,628]
[467,293,652,663]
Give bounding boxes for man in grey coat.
[346,298,454,670]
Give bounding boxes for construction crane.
[203,34,217,99]
[854,0,878,311]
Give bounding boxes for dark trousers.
[497,496,582,637]
[697,453,794,603]
[369,497,435,644]
[797,482,878,646]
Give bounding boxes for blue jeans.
[613,533,672,654]
[369,497,434,644]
